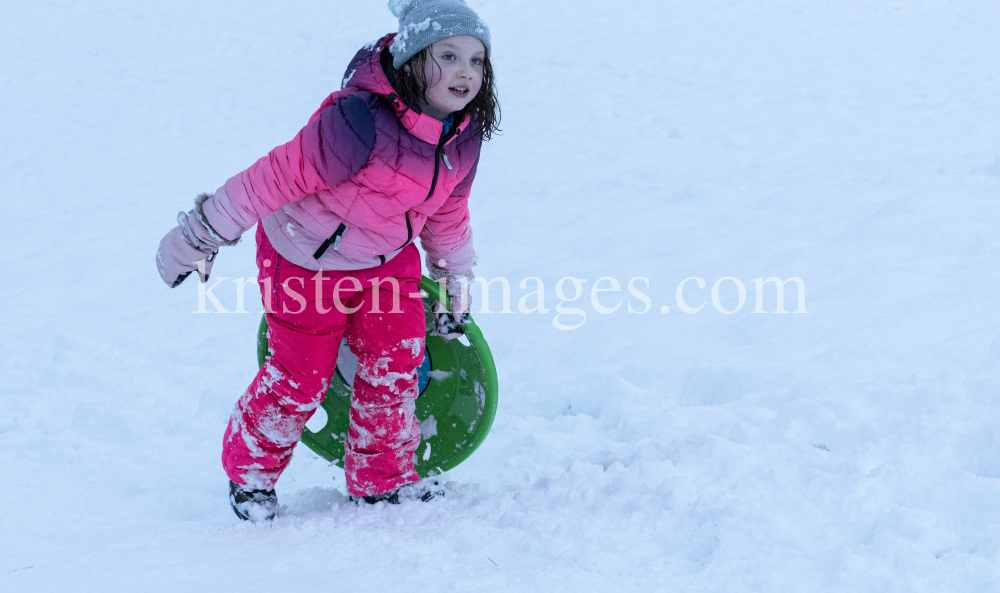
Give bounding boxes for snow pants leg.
[222,227,424,495]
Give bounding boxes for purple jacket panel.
[301,95,376,188]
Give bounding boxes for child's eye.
[471,58,482,65]
[442,53,455,60]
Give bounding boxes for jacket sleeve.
[419,154,479,278]
[201,95,376,241]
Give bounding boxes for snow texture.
[427,369,453,380]
[420,415,438,439]
[3,0,1000,591]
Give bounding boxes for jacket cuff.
[425,231,476,280]
[196,187,245,244]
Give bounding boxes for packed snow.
[2,0,1000,591]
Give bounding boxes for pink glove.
[156,194,238,288]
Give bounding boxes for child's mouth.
[449,87,469,97]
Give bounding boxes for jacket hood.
[334,33,473,145]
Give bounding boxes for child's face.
[417,35,486,121]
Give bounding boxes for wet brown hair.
[389,45,501,141]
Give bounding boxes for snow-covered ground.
[3,0,1000,590]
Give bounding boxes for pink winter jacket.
[201,34,480,274]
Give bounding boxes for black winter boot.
[350,479,444,505]
[229,480,278,523]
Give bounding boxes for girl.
[155,0,498,523]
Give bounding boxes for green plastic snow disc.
[256,275,499,477]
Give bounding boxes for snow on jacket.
[201,34,480,274]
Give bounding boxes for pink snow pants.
[222,226,424,496]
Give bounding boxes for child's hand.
[425,253,474,339]
[443,276,472,318]
[432,306,470,340]
[155,210,222,287]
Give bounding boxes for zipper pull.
[333,223,348,252]
[313,223,347,260]
[443,154,452,171]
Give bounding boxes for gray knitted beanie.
[387,0,491,69]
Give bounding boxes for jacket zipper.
[313,223,347,260]
[402,211,413,246]
[403,123,458,249]
[424,145,444,202]
[424,123,458,201]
